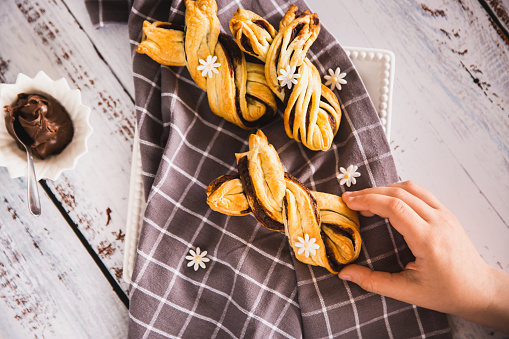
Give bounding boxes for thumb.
[339,264,414,302]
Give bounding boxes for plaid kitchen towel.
[122,0,452,337]
[85,0,132,27]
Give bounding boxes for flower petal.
[297,247,305,255]
[194,263,199,271]
[202,257,210,263]
[187,260,195,267]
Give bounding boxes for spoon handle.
[26,147,41,216]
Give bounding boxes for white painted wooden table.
[0,0,507,337]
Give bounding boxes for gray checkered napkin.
[85,0,132,27]
[126,0,451,337]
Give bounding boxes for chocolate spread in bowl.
[4,93,74,159]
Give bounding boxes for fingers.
[338,264,418,305]
[344,183,437,221]
[388,181,444,210]
[342,192,428,248]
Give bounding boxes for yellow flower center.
[287,74,293,79]
[195,256,202,262]
[345,173,350,179]
[332,77,338,82]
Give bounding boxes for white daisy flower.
[337,165,361,187]
[324,67,347,90]
[197,55,221,78]
[277,65,301,89]
[185,247,210,271]
[294,234,320,258]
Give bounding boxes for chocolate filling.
[218,34,246,126]
[241,34,256,55]
[322,229,341,272]
[242,94,275,128]
[289,23,305,44]
[322,223,356,271]
[284,172,320,222]
[164,23,184,31]
[305,101,312,132]
[206,173,240,196]
[323,223,355,247]
[218,34,241,76]
[254,20,272,34]
[320,95,337,132]
[238,156,284,232]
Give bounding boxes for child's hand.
[339,181,509,333]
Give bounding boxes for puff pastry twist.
[206,131,361,273]
[230,6,342,151]
[136,0,277,129]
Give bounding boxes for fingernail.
[339,274,351,281]
[342,192,352,199]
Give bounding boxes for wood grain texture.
[0,168,128,338]
[307,0,509,337]
[483,0,509,36]
[0,0,135,291]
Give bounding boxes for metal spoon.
[13,117,41,216]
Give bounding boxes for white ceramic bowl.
[0,71,93,181]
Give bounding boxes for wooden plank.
[482,0,509,38]
[0,168,128,338]
[61,0,135,97]
[307,0,509,337]
[0,0,136,291]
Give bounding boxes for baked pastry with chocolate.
[230,5,342,151]
[136,0,277,130]
[206,131,361,273]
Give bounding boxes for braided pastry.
[206,131,361,273]
[230,6,342,151]
[136,0,277,129]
